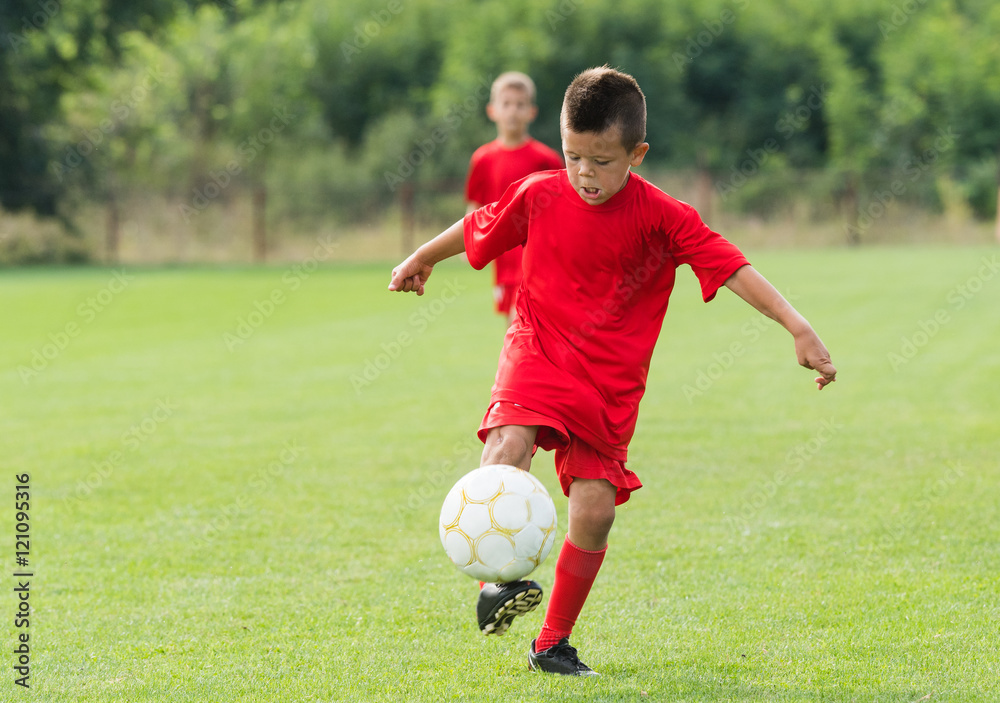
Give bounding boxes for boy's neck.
[497,132,530,148]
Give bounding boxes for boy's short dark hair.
[560,66,647,152]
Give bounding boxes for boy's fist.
[794,331,837,390]
[389,255,434,295]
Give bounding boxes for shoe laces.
[549,639,581,664]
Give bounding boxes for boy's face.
[486,86,537,139]
[561,124,649,206]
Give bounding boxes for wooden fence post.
[252,184,267,262]
[401,182,415,256]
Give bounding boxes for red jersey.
[464,170,749,460]
[465,138,563,286]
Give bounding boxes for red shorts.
[493,283,518,316]
[478,401,642,505]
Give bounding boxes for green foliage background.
[2,0,999,261]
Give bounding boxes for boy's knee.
[568,479,617,540]
[574,501,615,532]
[481,427,535,469]
[568,502,615,551]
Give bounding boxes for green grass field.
[2,246,998,702]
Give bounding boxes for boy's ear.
[485,102,498,123]
[527,104,539,123]
[630,142,650,167]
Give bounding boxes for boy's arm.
[388,219,466,296]
[724,265,837,389]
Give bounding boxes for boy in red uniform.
[389,67,837,676]
[466,72,563,323]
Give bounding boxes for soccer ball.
[439,464,558,583]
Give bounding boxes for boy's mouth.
[581,186,602,200]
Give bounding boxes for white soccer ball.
[439,464,558,583]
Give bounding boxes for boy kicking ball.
[389,66,836,676]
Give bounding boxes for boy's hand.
[388,254,434,296]
[388,219,466,295]
[794,330,837,390]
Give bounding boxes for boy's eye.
[595,160,609,166]
[567,156,580,162]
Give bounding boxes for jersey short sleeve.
[669,206,749,302]
[463,175,539,270]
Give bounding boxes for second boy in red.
[466,138,563,315]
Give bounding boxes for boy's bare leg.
[476,423,544,635]
[530,478,616,674]
[480,425,538,470]
[566,478,616,550]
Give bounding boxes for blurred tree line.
[1,0,998,263]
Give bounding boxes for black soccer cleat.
[528,637,599,676]
[477,580,543,636]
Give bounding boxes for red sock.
[535,537,606,651]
